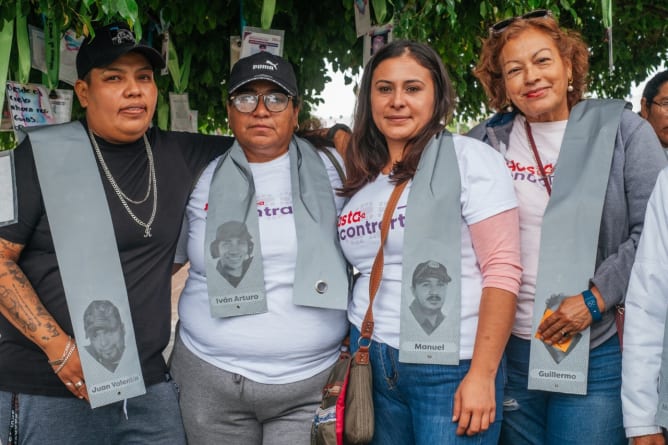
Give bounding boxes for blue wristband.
[582,289,602,322]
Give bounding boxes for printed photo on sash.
[400,255,460,365]
[207,219,267,317]
[398,132,461,365]
[71,298,146,408]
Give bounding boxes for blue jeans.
[500,334,626,445]
[350,325,503,445]
[0,380,185,445]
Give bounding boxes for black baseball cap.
[76,22,165,79]
[228,52,298,96]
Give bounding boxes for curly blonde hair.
[473,13,589,112]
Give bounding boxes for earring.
[505,104,514,113]
[567,80,574,92]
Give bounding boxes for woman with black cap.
[170,52,350,445]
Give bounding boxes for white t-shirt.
[505,115,566,338]
[339,134,517,359]
[178,148,349,384]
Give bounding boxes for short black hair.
[642,70,668,103]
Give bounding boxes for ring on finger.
[74,380,85,389]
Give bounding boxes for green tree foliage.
[1,0,666,136]
[390,0,668,121]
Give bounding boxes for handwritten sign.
[5,81,56,132]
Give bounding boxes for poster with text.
[240,27,284,58]
[5,81,56,134]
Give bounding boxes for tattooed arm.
[0,237,89,400]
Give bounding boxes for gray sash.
[205,136,348,318]
[656,308,668,427]
[399,132,462,365]
[527,99,626,395]
[27,121,145,408]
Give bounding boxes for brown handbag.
[312,181,408,445]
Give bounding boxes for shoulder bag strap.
[355,179,408,364]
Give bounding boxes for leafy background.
[1,0,666,144]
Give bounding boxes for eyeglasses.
[489,9,554,34]
[650,101,668,114]
[229,92,292,113]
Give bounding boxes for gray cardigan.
[469,102,667,347]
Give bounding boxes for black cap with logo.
[76,22,165,79]
[228,52,298,96]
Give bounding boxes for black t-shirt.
[0,122,233,396]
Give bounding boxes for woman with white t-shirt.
[169,52,351,445]
[469,10,666,445]
[337,40,522,444]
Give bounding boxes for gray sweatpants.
[170,333,331,445]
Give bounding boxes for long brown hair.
[339,40,455,197]
[473,13,589,112]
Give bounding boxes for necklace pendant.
[144,227,152,238]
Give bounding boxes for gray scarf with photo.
[205,136,348,317]
[399,131,462,365]
[26,121,146,408]
[527,99,625,395]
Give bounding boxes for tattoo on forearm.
[44,321,59,339]
[7,264,28,288]
[0,285,38,333]
[0,240,62,345]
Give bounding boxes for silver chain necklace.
[89,129,157,238]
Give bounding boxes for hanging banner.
[42,16,61,90]
[15,8,30,85]
[0,19,13,128]
[354,0,371,37]
[169,92,196,132]
[48,88,74,124]
[29,26,83,86]
[363,24,393,67]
